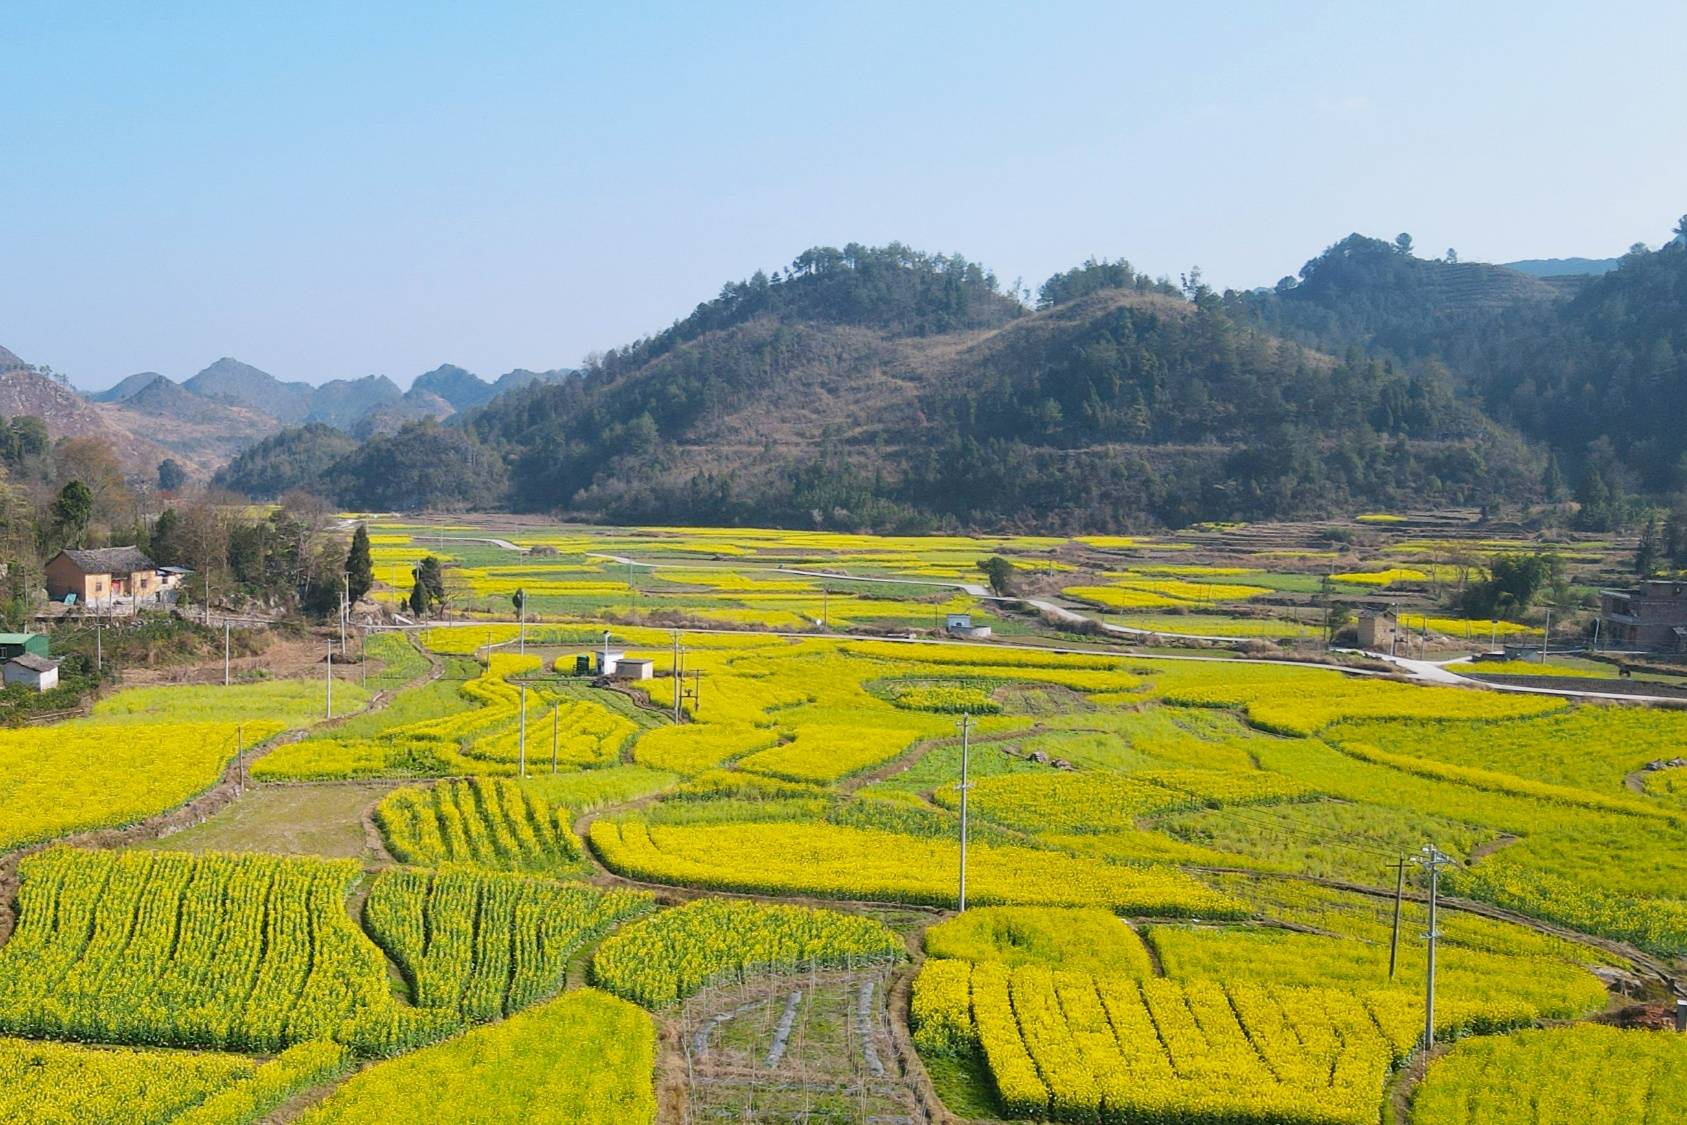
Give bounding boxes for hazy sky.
[4,2,1684,391]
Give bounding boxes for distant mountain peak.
[184,356,314,423]
[89,371,170,403]
[412,364,494,410]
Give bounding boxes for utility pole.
[1388,856,1406,980]
[1542,607,1552,665]
[341,574,349,656]
[361,627,367,688]
[518,684,527,778]
[957,712,974,912]
[672,630,682,721]
[1415,844,1453,1049]
[224,619,230,686]
[325,643,333,719]
[235,723,244,795]
[551,704,558,775]
[95,621,101,674]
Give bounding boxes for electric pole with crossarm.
[956,712,974,912]
[1414,843,1454,1049]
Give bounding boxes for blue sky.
[3,2,1684,390]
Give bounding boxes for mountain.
[220,243,1534,529]
[1503,257,1621,278]
[412,364,494,411]
[0,360,183,472]
[88,371,167,402]
[1467,242,1687,491]
[1237,234,1568,363]
[183,357,315,423]
[491,367,574,395]
[305,374,403,429]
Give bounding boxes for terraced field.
[3,514,1681,1123]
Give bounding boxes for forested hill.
[213,227,1687,532]
[221,244,1545,530]
[1237,224,1687,496]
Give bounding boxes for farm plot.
[374,777,583,873]
[592,898,903,1007]
[0,676,373,851]
[0,848,452,1054]
[298,989,657,1125]
[1412,1023,1687,1124]
[591,818,1243,915]
[916,960,1400,1124]
[0,1036,349,1125]
[362,866,651,1020]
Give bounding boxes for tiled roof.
[55,546,156,576]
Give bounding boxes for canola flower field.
[1,514,1680,1124]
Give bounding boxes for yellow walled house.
[44,546,160,604]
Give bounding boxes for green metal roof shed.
[0,633,49,660]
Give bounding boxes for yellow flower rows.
[1151,659,1565,736]
[1143,925,1607,1024]
[257,653,632,779]
[1413,1024,1687,1124]
[1447,865,1687,957]
[734,722,926,783]
[1066,574,1274,609]
[632,720,781,774]
[1331,567,1429,586]
[591,898,903,1006]
[172,1040,352,1125]
[918,959,1400,1124]
[0,848,453,1055]
[922,906,1155,975]
[375,777,582,873]
[298,989,657,1125]
[0,1035,255,1124]
[362,866,652,1021]
[1398,614,1536,638]
[590,819,1244,915]
[1,677,369,851]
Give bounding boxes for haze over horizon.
[4,1,1684,391]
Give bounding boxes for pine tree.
[344,524,374,602]
[1541,454,1567,502]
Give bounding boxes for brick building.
[1599,580,1687,653]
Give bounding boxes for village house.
[1600,580,1687,653]
[44,546,160,604]
[1356,607,1401,653]
[3,652,60,691]
[945,612,993,639]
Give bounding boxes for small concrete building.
[612,657,655,681]
[3,653,60,691]
[945,612,993,639]
[1356,608,1401,652]
[596,649,626,675]
[44,546,160,604]
[0,632,49,661]
[1600,581,1687,653]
